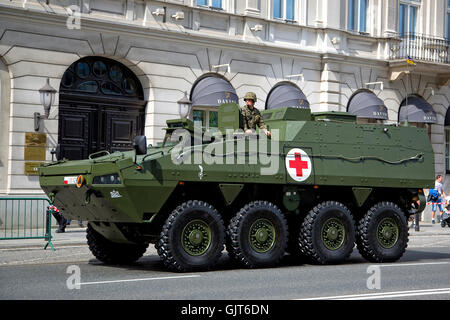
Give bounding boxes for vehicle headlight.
[93,173,121,184]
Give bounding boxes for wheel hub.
[188,230,204,245]
[249,219,275,253]
[181,220,211,256]
[321,218,345,251]
[255,228,269,243]
[377,217,399,249]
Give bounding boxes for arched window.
[266,82,309,110]
[190,75,238,129]
[60,57,143,99]
[347,89,387,124]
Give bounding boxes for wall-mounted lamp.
[172,11,185,20]
[365,81,384,91]
[250,24,263,32]
[331,37,340,45]
[212,63,231,74]
[285,73,305,83]
[34,78,57,132]
[152,8,165,16]
[177,91,192,118]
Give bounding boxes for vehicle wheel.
[156,200,225,272]
[86,223,149,264]
[356,202,408,263]
[299,201,356,265]
[227,201,288,268]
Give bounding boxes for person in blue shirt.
[431,175,447,224]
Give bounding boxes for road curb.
[0,241,88,250]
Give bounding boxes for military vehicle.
[38,103,434,272]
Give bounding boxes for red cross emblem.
[285,148,312,182]
[289,153,309,177]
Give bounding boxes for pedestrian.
[240,92,271,137]
[431,175,447,224]
[408,196,420,231]
[48,205,67,233]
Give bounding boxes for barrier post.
[44,207,55,251]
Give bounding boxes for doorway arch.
[58,57,146,160]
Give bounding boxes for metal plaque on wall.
[25,132,47,147]
[25,162,44,176]
[24,132,47,161]
[24,147,46,161]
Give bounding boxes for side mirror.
[133,136,147,155]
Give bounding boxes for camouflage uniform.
[241,105,267,131]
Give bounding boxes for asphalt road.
[1,237,450,301]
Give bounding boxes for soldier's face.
[245,99,255,109]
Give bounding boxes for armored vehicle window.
[356,118,384,124]
[163,130,194,147]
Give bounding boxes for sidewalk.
[0,221,449,250]
[0,226,88,249]
[408,221,450,236]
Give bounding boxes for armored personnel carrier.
[39,103,433,272]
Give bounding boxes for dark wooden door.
[58,57,145,160]
[58,99,145,160]
[58,103,94,160]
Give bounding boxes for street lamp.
[34,78,57,131]
[177,91,192,119]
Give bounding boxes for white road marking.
[301,287,450,300]
[79,275,200,286]
[377,262,449,267]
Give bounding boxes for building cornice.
[0,3,392,69]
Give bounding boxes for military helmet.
[244,92,257,102]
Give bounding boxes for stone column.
[319,59,342,112]
[0,59,10,194]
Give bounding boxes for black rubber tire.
[156,200,225,272]
[227,201,288,268]
[441,221,446,228]
[356,202,408,263]
[86,223,149,264]
[299,201,356,265]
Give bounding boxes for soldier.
[241,92,271,137]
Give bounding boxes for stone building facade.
[0,0,449,215]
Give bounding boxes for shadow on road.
[86,247,450,274]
